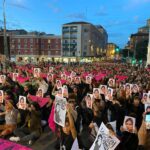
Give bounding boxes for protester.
[0,61,149,149]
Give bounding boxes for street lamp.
[3,0,9,59]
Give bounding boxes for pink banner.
[48,104,56,132]
[28,95,49,108]
[60,79,66,84]
[0,138,32,150]
[17,77,29,84]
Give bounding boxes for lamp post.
[3,0,9,59]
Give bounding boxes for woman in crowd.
[10,102,42,145]
[0,101,18,137]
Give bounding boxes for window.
[84,28,88,32]
[24,44,27,48]
[65,40,68,43]
[18,39,20,43]
[11,45,15,49]
[83,52,86,56]
[18,45,21,49]
[24,39,27,43]
[48,39,51,44]
[30,39,33,43]
[84,45,87,50]
[11,39,15,43]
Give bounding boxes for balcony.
[70,35,77,39]
[62,29,70,32]
[70,29,77,32]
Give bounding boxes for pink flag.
[17,77,29,84]
[0,138,32,150]
[28,95,49,108]
[48,104,56,132]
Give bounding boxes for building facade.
[40,35,61,56]
[62,22,108,58]
[106,43,118,59]
[10,34,61,62]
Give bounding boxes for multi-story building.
[62,21,108,58]
[10,35,41,56]
[40,35,61,57]
[106,43,118,59]
[130,33,148,50]
[138,19,150,33]
[126,18,149,60]
[10,34,61,62]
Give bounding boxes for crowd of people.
[0,61,149,150]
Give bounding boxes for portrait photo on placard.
[123,116,136,133]
[105,88,113,101]
[90,122,120,150]
[34,68,41,78]
[119,84,125,90]
[36,88,44,97]
[67,76,72,84]
[56,87,63,97]
[62,85,68,98]
[18,96,26,110]
[125,83,131,93]
[56,80,62,89]
[108,78,115,87]
[49,67,54,73]
[132,84,139,93]
[86,76,92,84]
[54,96,67,127]
[71,71,76,77]
[12,73,19,82]
[0,75,6,83]
[93,88,100,99]
[99,85,107,95]
[85,94,93,109]
[75,77,81,84]
[0,90,4,103]
[61,74,66,80]
[142,93,148,103]
[47,73,53,82]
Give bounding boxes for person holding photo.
[124,118,134,133]
[60,104,77,150]
[37,89,43,98]
[100,85,107,95]
[121,117,139,150]
[63,86,68,98]
[56,80,62,89]
[93,89,100,99]
[10,102,42,145]
[55,102,63,124]
[34,68,40,78]
[86,95,92,109]
[19,97,26,110]
[86,76,91,84]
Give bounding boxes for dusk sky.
[0,0,149,48]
